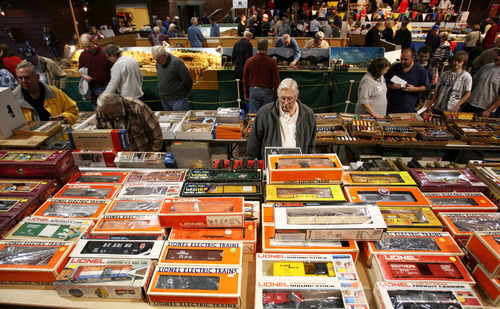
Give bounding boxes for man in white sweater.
[103,44,144,99]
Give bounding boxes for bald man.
[274,34,301,67]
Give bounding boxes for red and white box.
[472,264,500,306]
[372,254,474,286]
[53,184,121,200]
[159,197,245,228]
[32,198,110,221]
[69,172,129,185]
[0,150,74,179]
[467,231,500,278]
[159,241,243,267]
[438,212,500,245]
[71,149,118,168]
[93,214,165,236]
[424,192,498,213]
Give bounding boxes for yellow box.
[267,154,343,184]
[343,171,416,186]
[265,184,345,202]
[379,206,443,231]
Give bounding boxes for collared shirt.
[210,23,220,37]
[309,19,320,32]
[468,63,500,111]
[78,45,112,85]
[188,25,205,47]
[279,103,299,148]
[243,53,280,97]
[385,62,430,113]
[275,37,301,62]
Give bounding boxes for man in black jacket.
[232,31,254,112]
[365,22,383,47]
[394,20,412,49]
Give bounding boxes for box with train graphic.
[180,182,262,200]
[342,171,416,186]
[0,196,40,223]
[379,206,443,231]
[105,199,163,215]
[159,241,243,267]
[0,150,74,179]
[32,198,110,221]
[438,212,500,244]
[93,214,164,236]
[125,170,187,183]
[424,192,497,213]
[54,258,155,299]
[185,168,262,183]
[267,154,343,184]
[4,217,93,242]
[408,168,487,192]
[53,184,121,200]
[0,179,59,204]
[265,184,345,202]
[344,186,429,207]
[117,183,181,199]
[159,197,245,228]
[69,172,129,185]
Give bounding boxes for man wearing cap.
[304,31,330,48]
[425,25,441,53]
[23,47,67,90]
[261,14,270,37]
[103,44,143,99]
[188,17,205,48]
[209,17,220,37]
[275,34,301,67]
[243,38,280,114]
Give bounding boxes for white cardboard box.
[0,87,27,139]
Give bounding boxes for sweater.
[156,54,193,102]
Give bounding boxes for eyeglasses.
[279,96,295,103]
[17,75,34,81]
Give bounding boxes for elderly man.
[103,44,143,99]
[152,45,193,111]
[243,38,280,114]
[78,33,112,109]
[96,92,162,152]
[247,78,317,160]
[275,34,301,67]
[22,47,67,90]
[14,61,79,124]
[304,31,330,48]
[188,17,205,47]
[155,19,168,35]
[149,26,168,46]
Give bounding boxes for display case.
[0,179,58,204]
[105,199,163,214]
[71,149,118,168]
[438,212,500,245]
[125,170,187,183]
[114,152,166,168]
[185,168,262,183]
[180,182,262,200]
[117,183,181,199]
[0,196,40,223]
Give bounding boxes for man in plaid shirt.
[96,92,163,151]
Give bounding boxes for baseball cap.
[314,31,324,41]
[22,47,37,61]
[431,25,440,31]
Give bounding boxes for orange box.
[106,199,163,214]
[467,231,500,278]
[0,240,73,284]
[438,212,500,245]
[68,172,129,184]
[344,186,429,207]
[168,221,257,253]
[379,206,443,231]
[267,154,343,184]
[472,264,500,306]
[265,184,345,202]
[342,171,417,186]
[159,197,244,228]
[362,231,463,266]
[32,199,110,221]
[53,184,121,200]
[425,192,498,213]
[159,241,243,267]
[147,265,241,307]
[93,214,165,236]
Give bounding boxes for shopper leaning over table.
[247,78,316,160]
[103,44,143,99]
[355,57,390,119]
[96,92,163,152]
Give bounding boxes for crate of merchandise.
[315,113,342,125]
[349,120,383,138]
[335,132,359,144]
[380,136,411,145]
[174,123,214,140]
[388,113,424,126]
[362,115,392,124]
[380,123,417,137]
[453,122,497,136]
[422,113,446,127]
[413,126,455,142]
[443,111,476,122]
[13,121,62,136]
[316,124,347,138]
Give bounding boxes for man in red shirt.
[243,38,280,114]
[78,33,113,110]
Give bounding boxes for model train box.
[374,282,483,309]
[93,214,164,236]
[273,205,386,241]
[373,254,474,286]
[255,280,368,309]
[467,231,500,278]
[468,164,500,190]
[0,197,40,223]
[159,241,243,267]
[53,184,121,200]
[68,129,129,150]
[256,253,358,282]
[106,199,163,214]
[267,154,343,184]
[265,184,345,202]
[425,192,498,213]
[117,183,181,199]
[4,217,93,242]
[71,149,118,167]
[0,150,74,179]
[147,265,241,307]
[69,172,129,185]
[185,168,262,183]
[13,121,61,136]
[71,235,164,260]
[362,232,463,266]
[54,258,154,300]
[379,206,443,231]
[472,264,500,306]
[0,217,16,239]
[342,171,416,186]
[0,179,58,204]
[438,212,500,245]
[32,199,110,221]
[344,186,429,207]
[408,168,487,192]
[114,152,166,168]
[169,221,257,254]
[159,197,245,228]
[125,170,187,183]
[0,240,74,284]
[180,182,262,200]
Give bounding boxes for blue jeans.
[161,97,189,111]
[248,87,274,114]
[90,85,107,111]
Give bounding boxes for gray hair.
[97,92,122,109]
[152,45,167,57]
[169,24,176,30]
[277,78,299,96]
[244,30,253,39]
[191,17,198,24]
[80,33,92,44]
[104,44,121,57]
[153,26,160,32]
[16,60,38,75]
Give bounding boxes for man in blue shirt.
[209,17,220,37]
[274,34,301,67]
[188,17,205,47]
[385,48,430,114]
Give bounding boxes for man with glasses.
[246,78,317,160]
[152,45,193,111]
[95,92,163,151]
[13,61,79,124]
